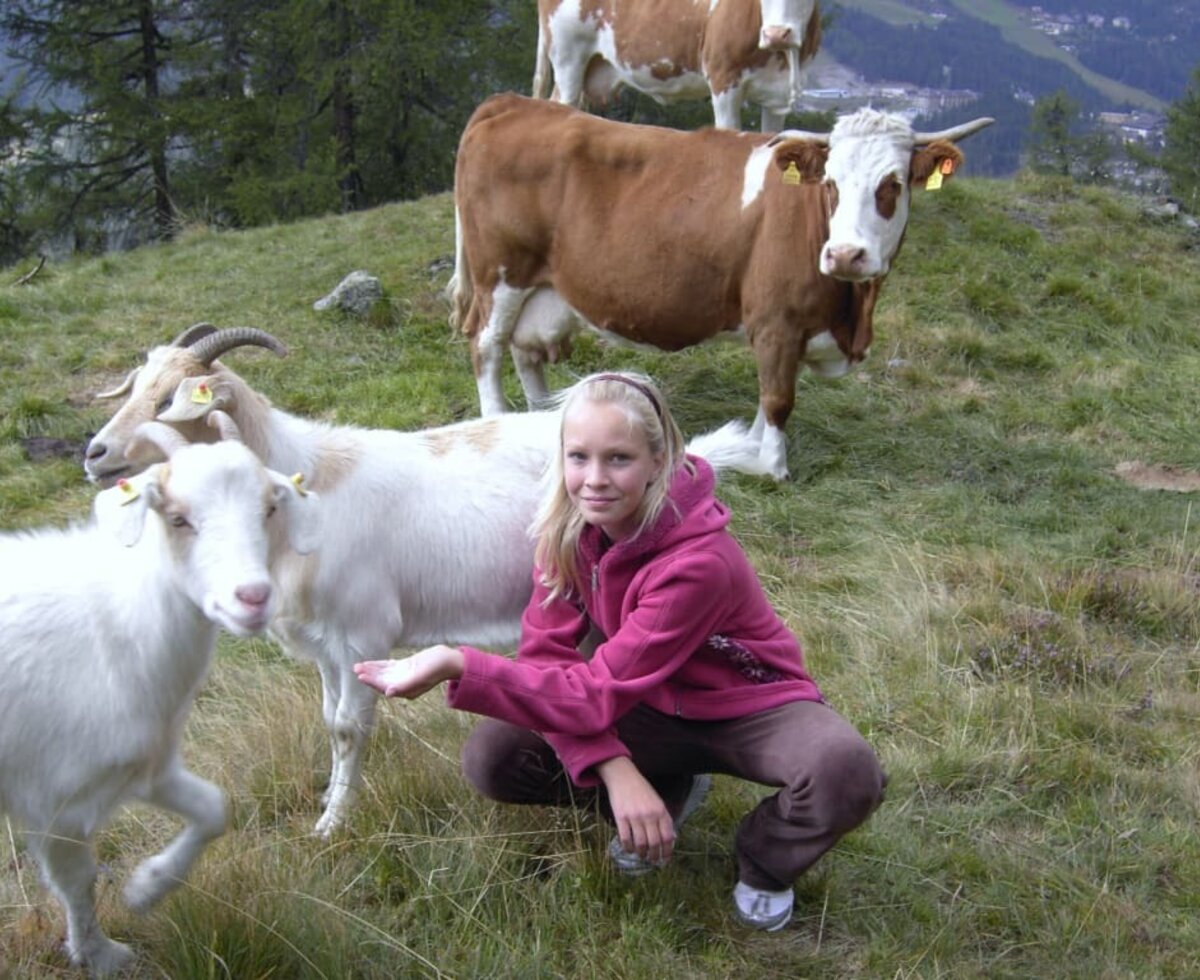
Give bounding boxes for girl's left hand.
[354,645,464,699]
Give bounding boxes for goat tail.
[684,420,773,478]
[445,206,472,333]
[532,17,552,99]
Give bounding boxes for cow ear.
[911,140,965,187]
[772,141,828,182]
[157,376,233,422]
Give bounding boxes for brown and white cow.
[534,0,822,131]
[448,93,993,479]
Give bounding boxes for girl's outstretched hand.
[354,645,465,699]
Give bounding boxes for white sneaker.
[732,881,794,931]
[608,773,712,876]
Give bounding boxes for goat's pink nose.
[235,582,272,608]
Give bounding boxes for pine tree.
[1,0,218,247]
[1162,65,1200,214]
[1028,90,1078,177]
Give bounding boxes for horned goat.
[1,418,319,976]
[84,326,770,837]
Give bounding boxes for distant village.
[798,3,1168,190]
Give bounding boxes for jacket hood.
[580,455,729,566]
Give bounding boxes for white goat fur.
[0,437,319,976]
[85,341,771,838]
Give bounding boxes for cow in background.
[447,94,993,479]
[534,0,821,131]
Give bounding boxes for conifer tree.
[1,0,215,246]
[1162,66,1200,214]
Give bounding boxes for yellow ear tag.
[290,473,310,497]
[925,169,944,191]
[117,478,140,506]
[782,161,802,186]
[191,382,214,405]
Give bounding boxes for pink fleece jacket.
[446,456,822,786]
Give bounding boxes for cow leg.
[511,347,551,408]
[550,55,587,107]
[711,87,746,130]
[124,757,227,911]
[754,336,801,480]
[474,282,533,416]
[761,105,788,133]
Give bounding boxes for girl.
[355,371,885,931]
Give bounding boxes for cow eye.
[266,503,278,519]
[168,513,192,529]
[156,394,173,414]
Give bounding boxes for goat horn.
[207,409,244,443]
[912,117,995,145]
[188,328,289,367]
[95,367,139,400]
[130,421,189,460]
[172,322,220,348]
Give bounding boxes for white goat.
[1,420,320,976]
[84,326,770,837]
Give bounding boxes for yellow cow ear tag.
[290,472,310,497]
[117,478,140,506]
[926,156,956,191]
[191,381,214,405]
[782,161,802,186]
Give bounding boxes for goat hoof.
[74,936,135,976]
[123,858,177,912]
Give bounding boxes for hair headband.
[588,373,664,423]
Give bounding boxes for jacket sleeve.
[447,549,736,784]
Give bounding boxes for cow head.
[769,109,994,282]
[758,0,818,51]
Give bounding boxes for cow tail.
[445,205,472,333]
[532,17,552,99]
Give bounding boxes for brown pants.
[461,699,886,891]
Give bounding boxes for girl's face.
[562,399,663,541]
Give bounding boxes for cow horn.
[188,327,289,366]
[171,322,220,348]
[766,129,830,147]
[207,409,244,443]
[912,117,996,145]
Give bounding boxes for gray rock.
[313,270,384,316]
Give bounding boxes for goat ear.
[157,376,232,422]
[94,467,163,547]
[267,469,322,555]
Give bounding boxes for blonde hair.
[531,371,691,603]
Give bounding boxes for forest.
[0,0,1196,266]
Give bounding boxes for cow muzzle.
[759,25,794,50]
[821,243,878,282]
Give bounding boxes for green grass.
[2,173,1200,978]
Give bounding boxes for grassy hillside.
[2,172,1199,978]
